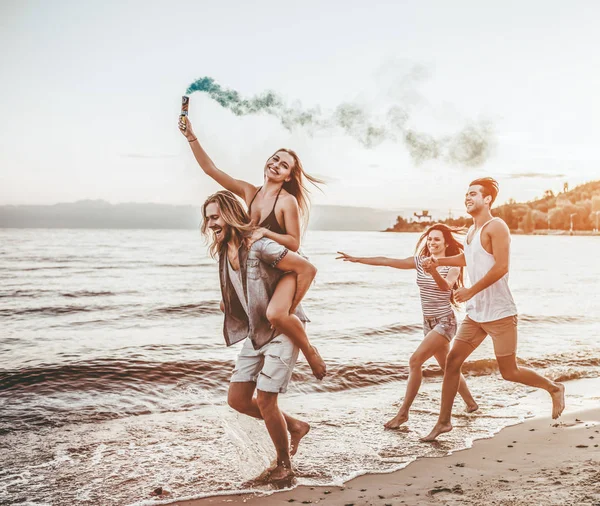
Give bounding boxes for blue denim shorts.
[423,313,457,342]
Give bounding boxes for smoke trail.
[445,121,494,167]
[186,77,284,115]
[185,76,494,166]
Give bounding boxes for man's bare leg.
[385,331,448,429]
[497,354,565,419]
[228,382,309,456]
[256,390,295,482]
[433,350,478,413]
[421,341,476,442]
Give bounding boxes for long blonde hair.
[269,148,324,232]
[201,190,254,259]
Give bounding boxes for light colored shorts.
[423,313,457,342]
[230,334,299,394]
[454,314,518,358]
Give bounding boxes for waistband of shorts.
[423,312,455,323]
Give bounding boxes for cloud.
[508,172,566,179]
[120,153,179,159]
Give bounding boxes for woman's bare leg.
[384,331,448,429]
[266,273,326,379]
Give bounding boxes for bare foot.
[306,346,326,380]
[466,402,479,413]
[267,464,295,482]
[420,422,453,442]
[551,383,565,419]
[289,420,310,456]
[241,464,277,488]
[384,412,409,429]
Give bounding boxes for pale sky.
[1,0,599,212]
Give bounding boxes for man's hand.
[423,262,438,274]
[453,287,473,303]
[422,256,439,270]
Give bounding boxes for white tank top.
[464,217,517,322]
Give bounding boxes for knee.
[227,393,250,414]
[445,353,464,373]
[266,306,286,327]
[499,366,518,381]
[409,353,425,370]
[256,391,277,415]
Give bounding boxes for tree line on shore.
[386,180,600,233]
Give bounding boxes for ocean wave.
[2,352,599,434]
[519,314,590,324]
[148,301,221,317]
[4,352,598,397]
[0,304,115,318]
[0,300,219,320]
[0,358,233,394]
[0,289,53,299]
[155,262,212,268]
[322,280,372,288]
[362,323,422,337]
[61,290,118,298]
[0,289,128,299]
[19,265,70,271]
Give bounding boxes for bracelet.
[188,137,197,143]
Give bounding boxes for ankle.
[277,457,291,469]
[549,382,561,393]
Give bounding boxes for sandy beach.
[165,378,600,506]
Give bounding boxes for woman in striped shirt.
[337,223,478,429]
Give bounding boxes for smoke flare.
[185,76,494,166]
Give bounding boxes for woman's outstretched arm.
[336,252,416,269]
[178,116,256,202]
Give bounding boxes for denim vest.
[219,238,309,350]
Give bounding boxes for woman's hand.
[246,227,267,249]
[335,251,360,262]
[178,115,196,140]
[421,256,439,270]
[423,262,438,275]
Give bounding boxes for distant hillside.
[0,200,415,231]
[0,201,202,230]
[386,180,600,233]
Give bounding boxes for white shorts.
[230,334,299,394]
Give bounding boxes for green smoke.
[185,76,494,166]
[186,77,284,116]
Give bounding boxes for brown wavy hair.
[268,148,324,232]
[201,190,254,259]
[415,223,466,306]
[469,177,499,207]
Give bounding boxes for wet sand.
[164,379,600,506]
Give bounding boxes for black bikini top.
[248,186,286,235]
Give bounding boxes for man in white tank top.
[421,177,565,442]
